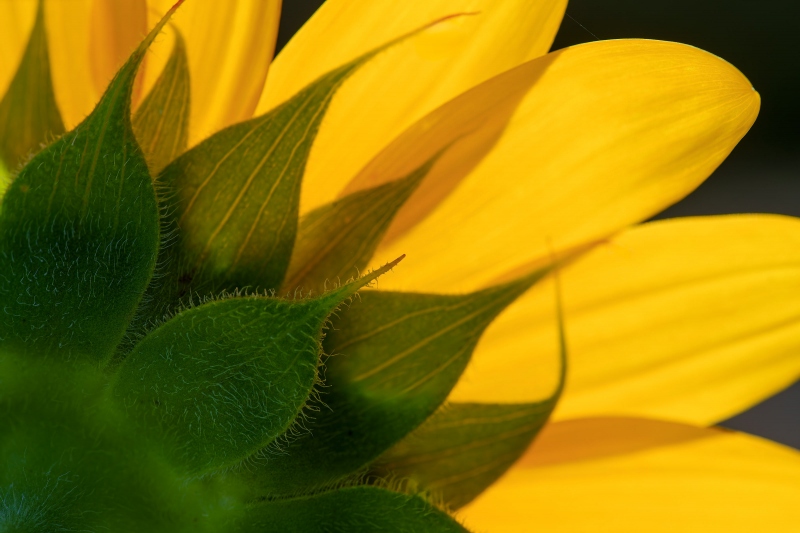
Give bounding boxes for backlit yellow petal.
[44,0,148,129]
[460,417,800,532]
[89,0,148,103]
[45,0,148,130]
[259,0,567,213]
[450,215,800,426]
[338,57,552,244]
[369,39,759,294]
[44,0,96,128]
[146,0,281,144]
[0,0,36,99]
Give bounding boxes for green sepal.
[133,30,191,175]
[240,271,548,495]
[131,22,452,340]
[138,53,371,329]
[0,0,64,171]
[282,156,437,294]
[0,8,177,364]
[369,286,568,508]
[370,402,555,509]
[111,260,400,475]
[241,486,469,533]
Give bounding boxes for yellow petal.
[46,0,279,134]
[450,215,800,426]
[338,56,552,245]
[89,0,148,101]
[258,0,567,213]
[44,0,147,129]
[42,0,94,128]
[146,0,281,144]
[460,417,800,532]
[369,39,759,294]
[0,0,36,99]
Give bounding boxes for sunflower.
[1,0,798,532]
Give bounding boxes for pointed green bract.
[112,263,398,475]
[141,58,373,330]
[241,486,468,533]
[132,22,453,337]
[282,158,436,294]
[112,296,323,475]
[241,272,548,495]
[370,402,555,509]
[0,0,64,171]
[133,30,191,175]
[0,10,176,363]
[369,291,567,508]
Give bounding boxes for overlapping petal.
[336,55,551,246]
[145,0,280,145]
[460,417,800,532]
[22,1,278,138]
[450,215,800,426]
[368,39,759,294]
[258,0,567,213]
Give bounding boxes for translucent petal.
[44,0,147,129]
[258,0,567,213]
[337,57,550,245]
[41,0,92,128]
[89,0,148,101]
[450,215,800,426]
[369,40,759,293]
[146,0,281,144]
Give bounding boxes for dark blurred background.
[278,1,800,448]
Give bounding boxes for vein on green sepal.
[368,271,569,508]
[283,153,443,295]
[237,265,555,497]
[125,15,481,352]
[133,28,191,176]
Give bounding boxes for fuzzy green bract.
[371,400,558,509]
[112,269,393,475]
[0,6,565,533]
[0,4,162,364]
[243,274,549,495]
